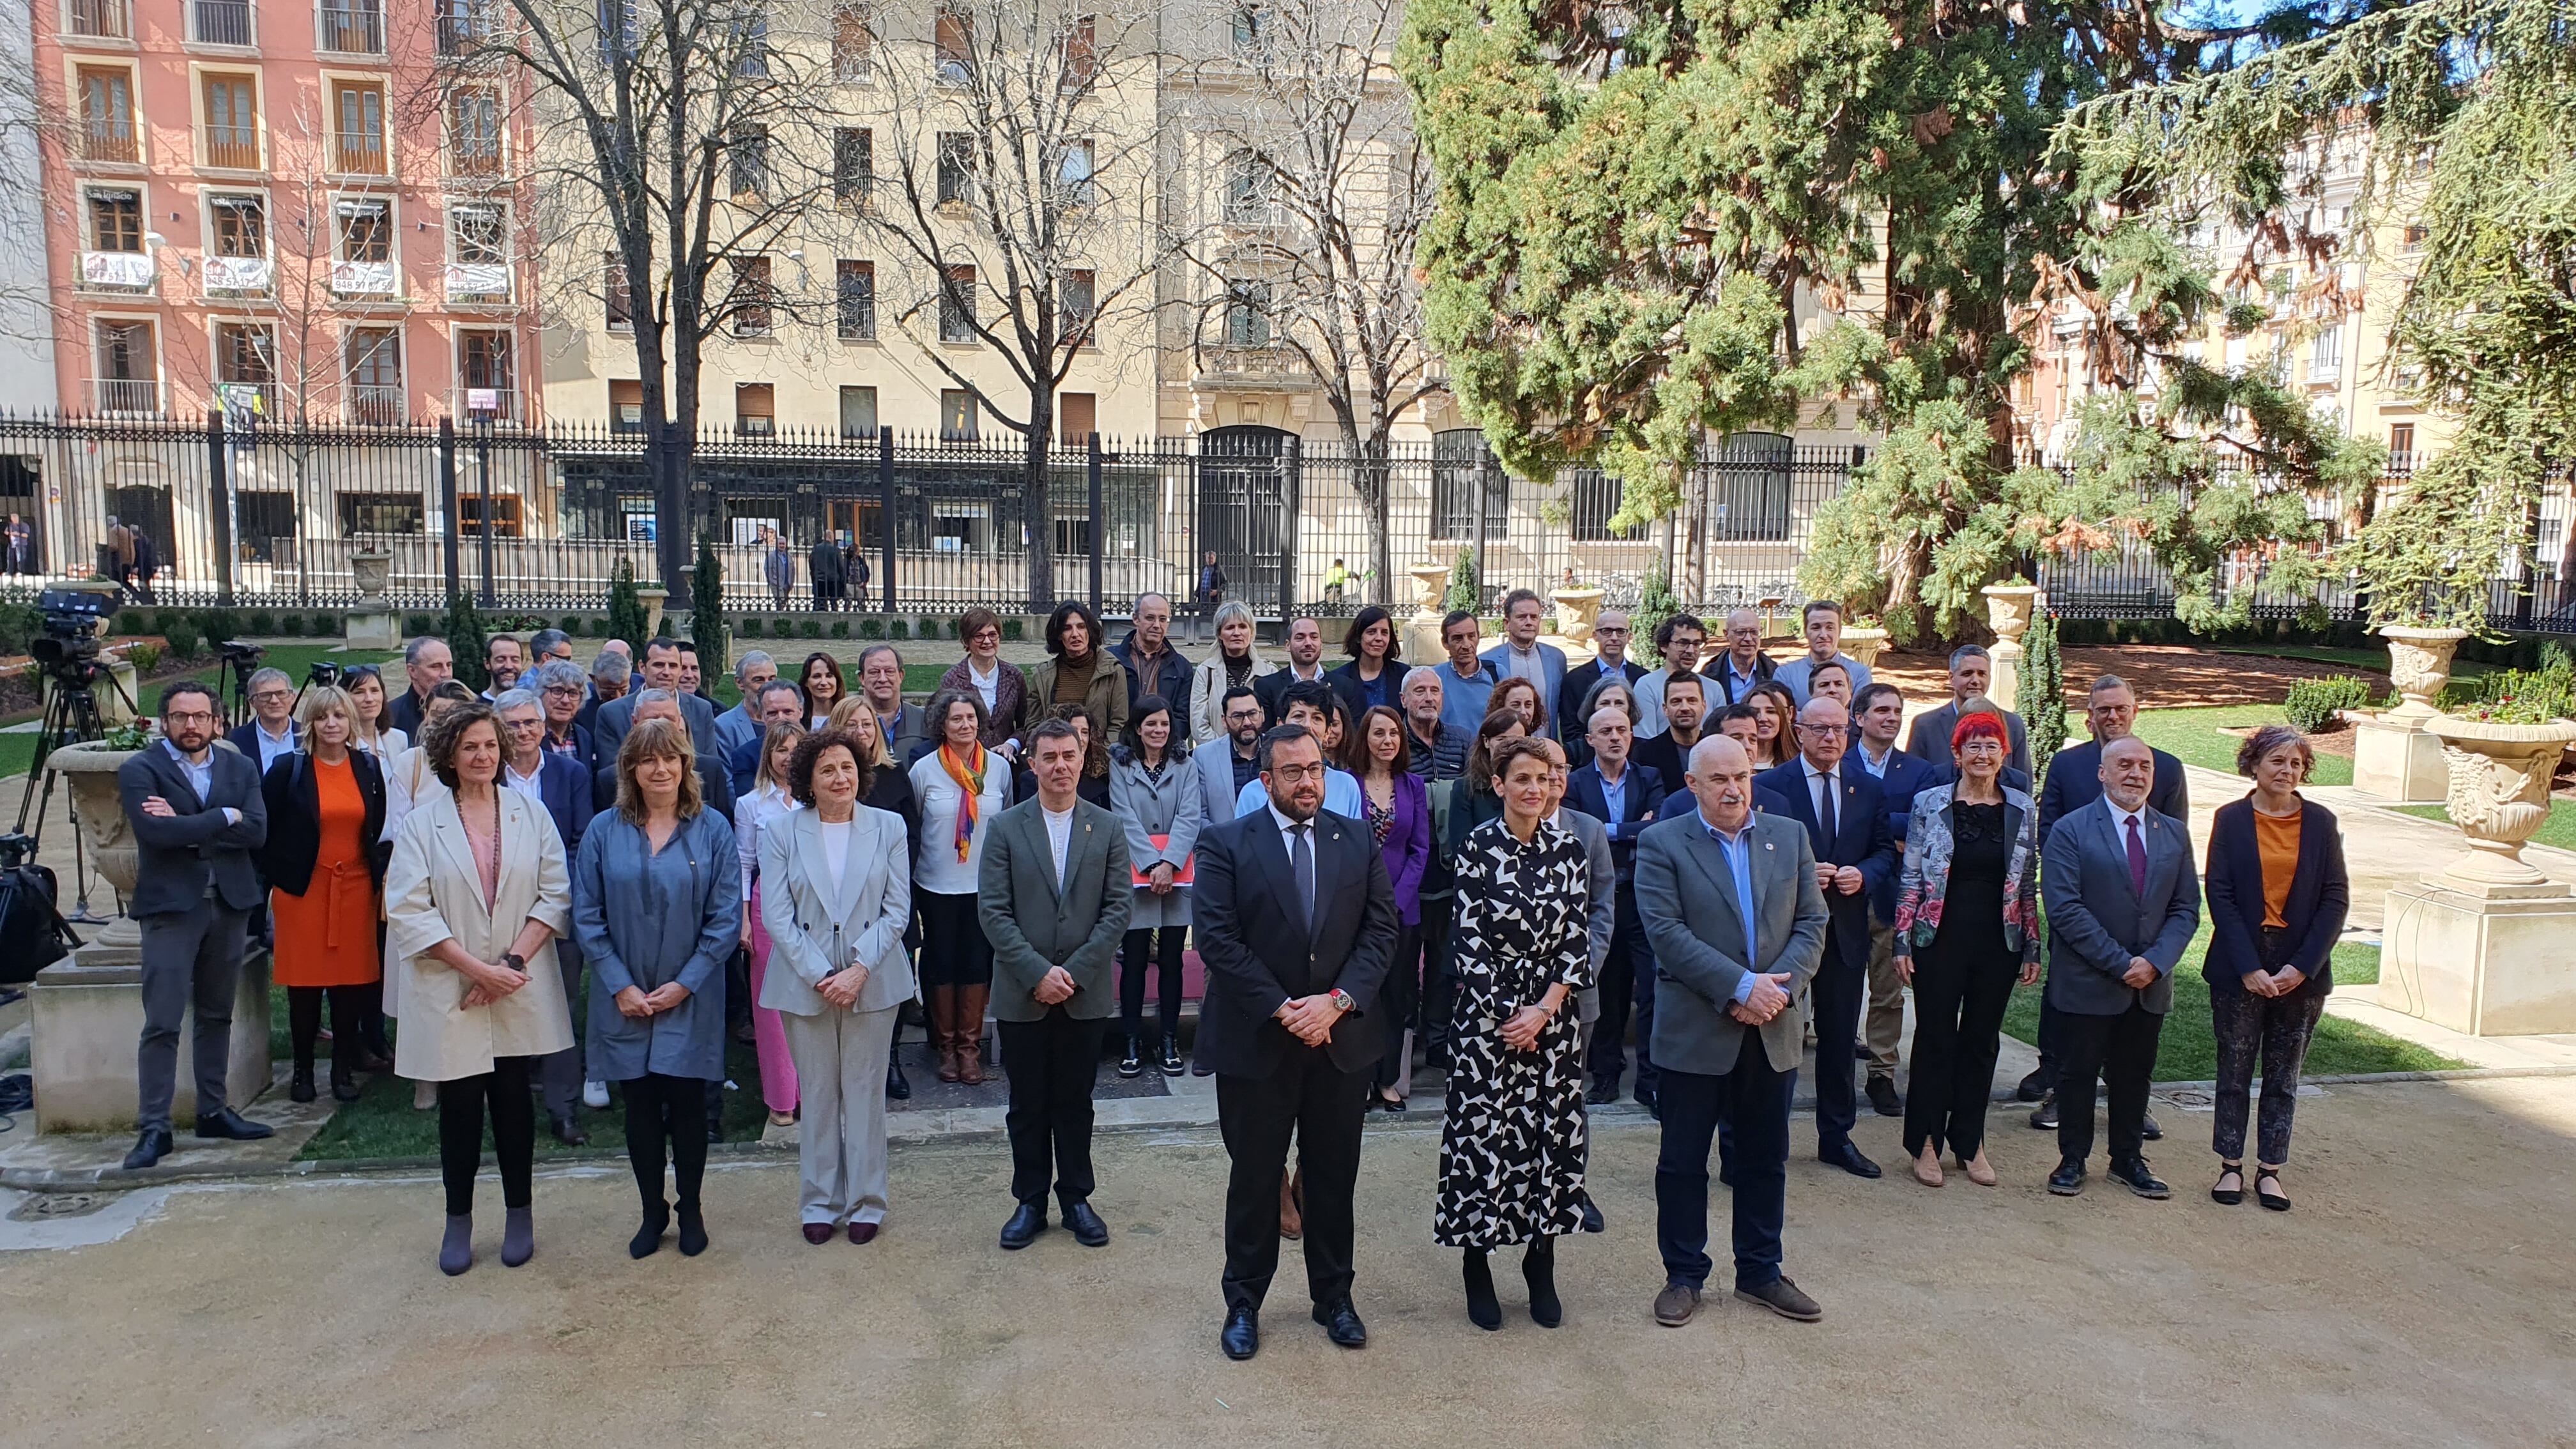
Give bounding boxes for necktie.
[1815,770,1837,853]
[2125,815,2149,897]
[1290,822,1315,932]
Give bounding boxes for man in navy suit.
[226,668,301,774]
[1567,701,1666,1107]
[1847,682,1939,1116]
[496,689,599,1145]
[727,678,812,797]
[1480,588,1568,738]
[1754,696,1897,1177]
[1557,610,1646,760]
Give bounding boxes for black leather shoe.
[2016,1068,2051,1103]
[1160,1035,1185,1076]
[550,1112,590,1147]
[289,1067,318,1103]
[1117,1036,1145,1078]
[1220,1306,1260,1360]
[122,1128,173,1171]
[1311,1298,1368,1349]
[1866,1077,1901,1117]
[1586,1079,1619,1105]
[1820,1142,1882,1179]
[999,1202,1048,1250]
[2108,1158,2171,1200]
[2141,1108,2163,1141]
[1852,1041,1873,1061]
[2028,1091,2059,1131]
[193,1107,274,1141]
[1063,1200,1110,1248]
[885,1057,911,1101]
[1579,1198,1605,1234]
[2047,1160,2087,1196]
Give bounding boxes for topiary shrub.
[404,613,436,636]
[1002,617,1024,641]
[127,641,163,675]
[194,608,240,646]
[829,618,850,638]
[740,617,763,638]
[2282,675,2376,733]
[772,617,793,639]
[799,618,822,639]
[316,612,339,636]
[1445,546,1479,615]
[153,608,181,638]
[162,620,201,659]
[441,591,491,691]
[244,609,275,636]
[279,613,305,636]
[115,610,147,636]
[689,532,728,683]
[889,618,909,640]
[859,617,884,640]
[559,615,583,637]
[604,557,650,656]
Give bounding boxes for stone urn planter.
[1409,563,1452,618]
[2382,625,2472,722]
[1841,625,1890,670]
[638,585,670,640]
[42,739,149,953]
[1551,586,1606,645]
[1981,583,2042,643]
[2425,715,2576,888]
[350,546,394,601]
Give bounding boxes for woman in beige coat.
[1186,600,1273,746]
[385,700,574,1276]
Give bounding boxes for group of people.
[759,527,873,611]
[111,589,2349,1345]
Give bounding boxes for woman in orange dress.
[259,685,388,1103]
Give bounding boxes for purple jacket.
[1363,769,1432,926]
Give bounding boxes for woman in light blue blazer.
[574,717,741,1261]
[760,727,914,1245]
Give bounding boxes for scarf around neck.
[939,741,990,862]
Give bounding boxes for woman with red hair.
[1890,710,2041,1188]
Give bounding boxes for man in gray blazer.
[1192,686,1267,828]
[592,638,718,762]
[116,681,274,1169]
[1903,645,2031,777]
[978,719,1134,1250]
[1635,735,1828,1328]
[2039,735,2200,1200]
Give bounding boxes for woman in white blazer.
[759,726,914,1245]
[384,700,574,1277]
[1187,600,1275,747]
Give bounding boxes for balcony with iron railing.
[346,383,405,425]
[332,129,388,176]
[89,376,160,415]
[65,0,133,40]
[447,385,523,424]
[214,380,282,419]
[190,0,255,47]
[79,120,139,164]
[316,3,383,54]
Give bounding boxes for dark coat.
[2204,796,2349,1000]
[1559,655,1649,745]
[1188,806,1399,1080]
[1254,666,1361,732]
[1853,745,1942,921]
[1752,760,1897,975]
[388,687,430,740]
[521,752,596,864]
[1112,631,1196,723]
[2039,797,2201,1018]
[118,742,268,916]
[256,748,388,896]
[1565,760,1666,884]
[2037,737,2189,848]
[1699,650,1777,706]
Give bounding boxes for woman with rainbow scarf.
[907,689,1015,1084]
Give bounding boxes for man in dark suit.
[117,681,274,1169]
[2040,737,2200,1200]
[1636,734,1829,1327]
[1253,617,1353,726]
[1112,592,1195,721]
[1754,696,1897,1177]
[976,719,1133,1250]
[593,638,718,762]
[1558,610,1646,748]
[728,679,812,797]
[855,645,931,762]
[1631,671,1710,793]
[572,644,633,738]
[2027,672,2190,1111]
[386,636,454,739]
[1192,724,1398,1361]
[225,668,300,774]
[1904,645,2031,776]
[1848,682,1939,1116]
[497,688,599,1144]
[1567,701,1666,1107]
[1700,609,1777,706]
[592,689,735,820]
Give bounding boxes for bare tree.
[857,0,1181,605]
[443,0,836,589]
[1172,0,1441,607]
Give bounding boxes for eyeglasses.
[165,709,215,724]
[542,685,582,697]
[1267,763,1326,782]
[250,689,292,703]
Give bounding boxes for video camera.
[307,660,342,688]
[28,589,113,684]
[220,639,265,666]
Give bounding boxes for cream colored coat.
[385,789,576,1081]
[1188,648,1275,747]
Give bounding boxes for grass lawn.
[2396,799,2576,852]
[2084,703,2355,786]
[2000,932,2461,1081]
[289,986,774,1162]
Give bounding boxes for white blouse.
[733,783,801,903]
[908,747,1012,895]
[821,817,853,892]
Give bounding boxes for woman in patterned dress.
[1435,735,1598,1331]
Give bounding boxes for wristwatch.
[1328,988,1357,1014]
[502,952,526,974]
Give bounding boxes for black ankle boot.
[631,1202,670,1259]
[1462,1249,1501,1331]
[329,1057,360,1102]
[677,1202,709,1257]
[289,1065,317,1103]
[1159,1034,1184,1077]
[1523,1238,1562,1327]
[885,1054,912,1101]
[1117,1036,1144,1078]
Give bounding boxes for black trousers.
[438,1057,537,1217]
[285,985,364,1075]
[1370,919,1424,1092]
[2054,1003,2165,1168]
[624,1071,712,1212]
[1902,944,2019,1160]
[1119,927,1188,1040]
[1416,894,1455,1056]
[1586,890,1652,1091]
[1655,1050,1793,1292]
[917,890,995,987]
[1809,937,1867,1153]
[997,1009,1108,1208]
[1215,1047,1370,1313]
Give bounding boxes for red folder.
[1132,833,1196,886]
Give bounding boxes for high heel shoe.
[1522,1238,1562,1328]
[1462,1249,1501,1331]
[1958,1150,1997,1188]
[1911,1146,1945,1187]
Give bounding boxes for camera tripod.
[12,657,139,926]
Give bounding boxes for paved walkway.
[3,1076,2573,1447]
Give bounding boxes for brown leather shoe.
[1734,1275,1823,1322]
[1653,1282,1701,1327]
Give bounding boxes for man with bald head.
[2038,734,2200,1200]
[1754,696,1896,1177]
[1635,735,1830,1327]
[1558,608,1647,746]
